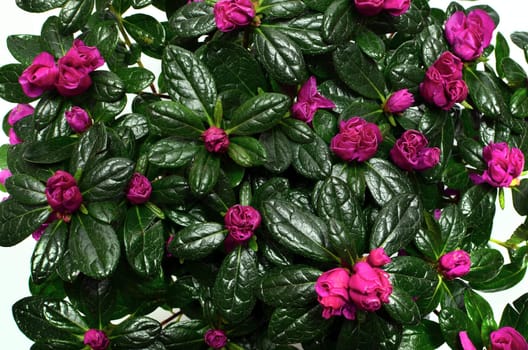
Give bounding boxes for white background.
[0,0,527,348]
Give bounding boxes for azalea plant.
[1,0,528,349]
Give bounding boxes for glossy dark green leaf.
[0,199,49,247]
[258,265,320,307]
[31,221,68,284]
[439,307,481,350]
[259,129,293,173]
[69,123,107,175]
[148,101,204,138]
[162,45,216,118]
[279,118,315,144]
[312,111,336,144]
[5,174,46,205]
[111,316,161,348]
[510,88,528,118]
[333,43,386,100]
[0,64,33,103]
[69,214,120,279]
[227,93,290,135]
[437,205,466,255]
[260,0,306,19]
[466,248,503,283]
[501,57,527,87]
[459,185,496,246]
[321,0,355,44]
[271,14,333,55]
[59,0,94,34]
[337,314,400,350]
[292,135,331,180]
[92,98,127,123]
[90,70,126,102]
[168,222,225,260]
[123,14,165,57]
[365,158,414,206]
[227,136,267,167]
[470,262,527,292]
[419,24,448,67]
[383,287,420,325]
[262,199,335,262]
[124,206,164,277]
[7,35,42,66]
[463,68,505,118]
[189,148,220,195]
[16,0,67,12]
[77,277,115,327]
[12,296,86,345]
[40,16,73,58]
[495,32,510,77]
[160,319,207,350]
[213,246,258,322]
[464,289,496,343]
[254,27,307,84]
[83,20,119,60]
[115,67,155,93]
[356,26,385,60]
[398,320,444,350]
[268,305,328,344]
[150,175,188,205]
[370,194,422,256]
[500,293,528,337]
[168,2,215,38]
[79,157,134,201]
[148,137,201,168]
[513,179,528,215]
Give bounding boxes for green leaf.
[123,14,166,57]
[500,57,527,87]
[513,180,528,215]
[466,248,503,283]
[469,262,527,292]
[124,206,164,277]
[271,14,333,55]
[356,26,385,61]
[56,249,80,283]
[419,24,448,67]
[188,148,220,195]
[69,214,120,279]
[83,20,119,60]
[168,222,225,260]
[115,113,149,140]
[31,221,68,284]
[262,199,335,262]
[437,205,466,255]
[333,42,386,100]
[40,16,73,58]
[280,118,315,144]
[321,0,355,44]
[365,158,414,206]
[464,289,497,343]
[77,277,115,327]
[79,157,134,201]
[260,129,293,173]
[16,0,67,12]
[398,320,444,350]
[69,123,107,175]
[90,70,126,102]
[162,45,217,119]
[59,0,94,34]
[259,0,306,19]
[0,199,49,247]
[439,307,481,350]
[459,185,496,246]
[213,246,258,322]
[33,93,64,130]
[254,27,307,84]
[150,175,188,205]
[370,194,422,256]
[160,319,207,350]
[337,314,400,350]
[500,293,528,338]
[5,174,47,205]
[292,135,331,180]
[227,136,267,167]
[227,93,290,135]
[258,265,321,307]
[463,68,506,118]
[510,88,528,118]
[383,287,420,325]
[12,296,86,345]
[24,137,77,165]
[148,137,201,168]
[147,101,204,138]
[495,32,510,78]
[111,316,161,348]
[268,305,328,344]
[7,35,42,66]
[168,2,215,38]
[115,67,155,93]
[0,64,33,103]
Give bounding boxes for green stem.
[490,238,517,250]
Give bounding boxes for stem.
[160,310,183,327]
[490,238,517,250]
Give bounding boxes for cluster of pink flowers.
[214,0,255,32]
[438,249,471,280]
[315,248,393,319]
[420,52,468,110]
[354,0,410,16]
[445,9,495,61]
[291,76,335,124]
[390,129,440,171]
[126,173,152,205]
[202,126,230,153]
[330,117,382,162]
[459,327,528,350]
[383,89,414,114]
[83,329,109,350]
[45,170,83,219]
[19,39,104,98]
[470,142,524,188]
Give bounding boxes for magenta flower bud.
[445,10,495,61]
[214,0,255,32]
[438,249,471,280]
[490,326,528,350]
[367,248,391,267]
[383,0,410,16]
[348,261,392,312]
[330,117,382,162]
[32,223,48,241]
[19,52,59,98]
[390,130,440,171]
[0,169,12,185]
[67,39,105,73]
[291,76,335,124]
[224,204,261,243]
[204,329,228,349]
[202,127,230,153]
[126,173,152,205]
[458,331,477,350]
[384,89,414,113]
[83,329,110,350]
[65,106,92,133]
[433,209,442,221]
[8,104,34,126]
[45,170,82,214]
[315,268,350,300]
[354,0,384,16]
